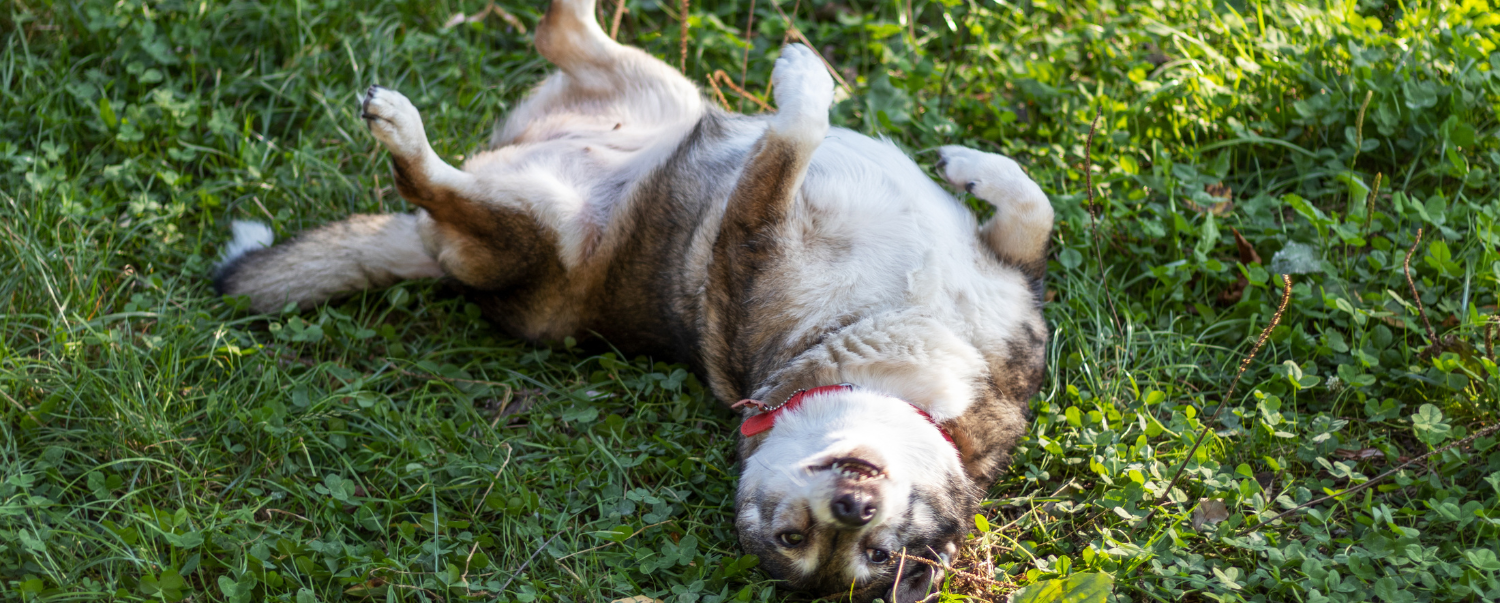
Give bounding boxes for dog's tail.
[212,213,445,313]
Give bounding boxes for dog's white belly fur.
[458,115,700,270]
[795,132,1034,349]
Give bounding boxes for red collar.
[734,384,955,447]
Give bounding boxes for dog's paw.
[936,146,1000,197]
[935,145,1042,208]
[361,85,428,159]
[769,44,833,142]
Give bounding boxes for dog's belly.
[453,113,1038,402]
[463,120,693,254]
[534,119,1037,393]
[729,132,1038,387]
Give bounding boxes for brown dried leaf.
[1335,448,1383,461]
[1231,228,1261,265]
[1218,228,1261,305]
[1184,183,1235,216]
[1191,499,1229,531]
[1218,279,1247,305]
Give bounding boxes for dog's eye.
[866,548,891,563]
[776,532,806,547]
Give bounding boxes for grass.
[1,0,1498,602]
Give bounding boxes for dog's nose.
[831,491,877,527]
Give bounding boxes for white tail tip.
[221,220,275,265]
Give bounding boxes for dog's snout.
[831,491,877,527]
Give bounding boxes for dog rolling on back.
[215,0,1053,598]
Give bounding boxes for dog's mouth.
[818,457,885,481]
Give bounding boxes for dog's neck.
[748,310,986,423]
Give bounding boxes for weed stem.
[1403,227,1436,343]
[1143,274,1293,523]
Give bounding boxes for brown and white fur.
[213,0,1053,598]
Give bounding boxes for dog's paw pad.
[770,44,834,139]
[360,86,426,157]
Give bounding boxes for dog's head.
[735,388,977,601]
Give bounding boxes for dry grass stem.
[1144,274,1294,522]
[1404,227,1436,343]
[679,0,690,72]
[769,0,853,94]
[708,69,772,112]
[610,0,627,38]
[738,0,756,111]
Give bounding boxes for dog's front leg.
[936,146,1055,295]
[718,44,833,246]
[717,44,832,244]
[704,44,833,398]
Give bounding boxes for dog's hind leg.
[361,85,474,220]
[213,214,444,313]
[703,44,833,397]
[936,146,1054,298]
[493,0,703,147]
[361,86,567,295]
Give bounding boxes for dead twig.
[610,0,627,39]
[1404,227,1436,343]
[1143,274,1294,523]
[442,2,526,33]
[768,0,853,95]
[144,438,198,450]
[679,0,690,72]
[738,0,757,112]
[891,547,908,602]
[497,533,561,595]
[707,74,733,110]
[463,444,513,585]
[469,444,514,518]
[487,387,520,430]
[1,389,42,426]
[1486,315,1496,360]
[707,70,772,112]
[890,552,1001,590]
[263,508,313,523]
[1241,420,1500,535]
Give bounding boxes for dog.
[213,0,1052,598]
